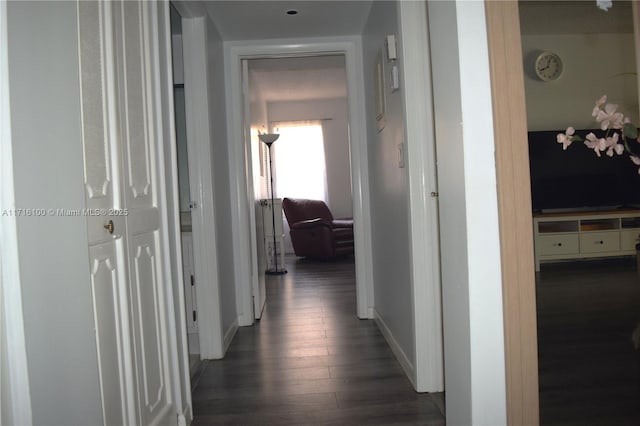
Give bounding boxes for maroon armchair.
[282,198,354,259]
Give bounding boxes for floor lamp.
[259,133,287,275]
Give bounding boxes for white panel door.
[242,60,265,319]
[78,2,134,424]
[79,1,176,425]
[115,2,174,424]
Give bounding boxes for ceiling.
[179,2,362,104]
[198,0,635,104]
[204,1,373,40]
[519,0,634,35]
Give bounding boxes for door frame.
[180,16,224,359]
[398,0,444,392]
[240,58,265,320]
[170,1,225,359]
[485,2,539,424]
[224,37,375,325]
[155,2,196,422]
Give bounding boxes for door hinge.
[190,275,195,286]
[193,310,197,322]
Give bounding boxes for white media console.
[533,209,640,271]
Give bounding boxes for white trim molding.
[153,1,194,422]
[223,318,239,353]
[398,0,444,393]
[182,16,224,358]
[374,309,416,389]
[0,1,33,423]
[223,36,375,324]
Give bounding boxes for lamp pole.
[260,134,287,275]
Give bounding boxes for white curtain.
[271,120,327,202]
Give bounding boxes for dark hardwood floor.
[191,256,445,425]
[537,258,640,426]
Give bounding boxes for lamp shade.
[258,133,280,145]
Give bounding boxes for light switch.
[390,65,400,92]
[386,34,397,61]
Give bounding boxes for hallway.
[191,257,445,425]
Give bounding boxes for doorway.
[519,1,640,424]
[245,55,353,311]
[225,39,375,326]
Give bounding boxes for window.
[271,121,327,202]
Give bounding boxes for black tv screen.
[528,129,640,212]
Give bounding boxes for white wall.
[522,33,637,130]
[6,2,103,424]
[428,1,507,424]
[362,0,416,376]
[205,16,237,339]
[267,98,353,219]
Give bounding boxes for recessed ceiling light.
[286,9,298,15]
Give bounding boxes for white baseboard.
[374,309,417,390]
[178,405,190,426]
[236,312,252,327]
[223,318,238,354]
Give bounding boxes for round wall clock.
[534,51,563,82]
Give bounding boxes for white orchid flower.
[584,132,604,157]
[604,133,622,157]
[592,95,607,117]
[556,127,575,150]
[596,103,625,130]
[558,96,640,175]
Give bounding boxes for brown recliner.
[282,198,354,259]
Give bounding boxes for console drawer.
[620,229,640,251]
[536,234,579,256]
[579,232,620,253]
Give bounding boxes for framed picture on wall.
[374,49,386,132]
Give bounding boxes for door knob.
[104,220,114,235]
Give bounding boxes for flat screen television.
[528,129,640,213]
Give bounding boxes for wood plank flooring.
[537,258,640,425]
[191,256,445,425]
